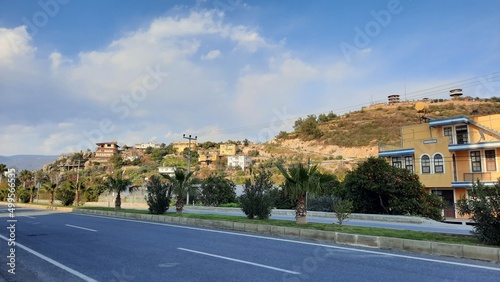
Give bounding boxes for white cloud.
[201,49,221,60]
[0,26,36,67]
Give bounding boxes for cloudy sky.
[1,0,499,155]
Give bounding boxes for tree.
[293,115,322,140]
[200,175,236,206]
[276,162,330,224]
[145,175,173,214]
[332,198,353,226]
[18,170,33,188]
[43,183,57,205]
[0,163,7,183]
[55,181,76,206]
[165,169,193,213]
[342,157,442,220]
[240,169,275,219]
[105,172,132,209]
[457,180,500,245]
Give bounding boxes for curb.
[11,203,500,263]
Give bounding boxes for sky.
[0,0,499,156]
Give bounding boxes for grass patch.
[70,206,490,247]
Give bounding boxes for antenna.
[415,101,429,123]
[478,129,485,142]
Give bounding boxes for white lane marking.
[0,234,98,282]
[65,224,97,232]
[22,216,36,219]
[178,247,300,275]
[71,213,500,272]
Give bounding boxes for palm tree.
[105,173,132,209]
[165,169,193,213]
[18,170,33,188]
[276,162,329,224]
[43,183,57,205]
[0,163,7,183]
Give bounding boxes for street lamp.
[183,134,197,205]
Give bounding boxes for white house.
[135,142,161,149]
[227,156,252,170]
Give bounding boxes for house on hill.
[93,141,120,163]
[379,114,500,219]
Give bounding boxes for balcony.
[463,172,493,182]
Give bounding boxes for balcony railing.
[463,172,492,182]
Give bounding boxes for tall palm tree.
[43,183,57,205]
[0,163,7,183]
[165,169,193,213]
[276,162,328,224]
[18,170,33,188]
[105,173,132,209]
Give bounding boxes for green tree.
[343,157,441,220]
[275,162,331,224]
[200,175,236,206]
[165,169,193,213]
[0,163,7,183]
[293,115,322,140]
[55,181,76,206]
[457,180,500,245]
[239,169,275,219]
[18,170,33,188]
[105,173,132,209]
[43,183,57,205]
[145,175,173,214]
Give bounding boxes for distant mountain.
[0,155,59,171]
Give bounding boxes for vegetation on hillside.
[284,99,500,147]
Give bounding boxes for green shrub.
[333,198,353,226]
[239,169,275,219]
[17,188,30,203]
[457,181,500,245]
[307,195,336,212]
[55,182,76,206]
[145,175,173,214]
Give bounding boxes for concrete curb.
[11,203,499,263]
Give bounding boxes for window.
[434,154,444,173]
[470,151,482,172]
[405,156,414,172]
[456,125,468,144]
[485,150,497,171]
[421,155,431,174]
[392,157,402,168]
[443,127,453,144]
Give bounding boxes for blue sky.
[1,0,499,155]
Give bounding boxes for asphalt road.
[0,206,499,282]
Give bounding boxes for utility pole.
[75,160,80,206]
[183,134,197,205]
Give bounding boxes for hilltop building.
[173,141,197,154]
[93,141,120,163]
[379,114,500,219]
[219,144,237,156]
[228,155,252,171]
[135,142,161,149]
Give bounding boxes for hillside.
[280,99,500,149]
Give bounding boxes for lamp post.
[183,134,197,205]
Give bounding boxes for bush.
[200,175,236,206]
[219,202,240,208]
[457,181,500,245]
[240,169,275,219]
[17,188,30,203]
[55,182,76,206]
[145,175,173,214]
[333,198,353,226]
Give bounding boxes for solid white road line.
[0,234,98,282]
[65,224,97,232]
[22,216,36,219]
[72,213,500,272]
[178,247,301,275]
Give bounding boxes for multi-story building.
[94,141,120,163]
[227,155,252,171]
[198,151,219,165]
[378,114,500,219]
[220,144,237,156]
[172,141,197,154]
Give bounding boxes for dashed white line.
[178,247,300,275]
[0,234,98,282]
[65,224,97,232]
